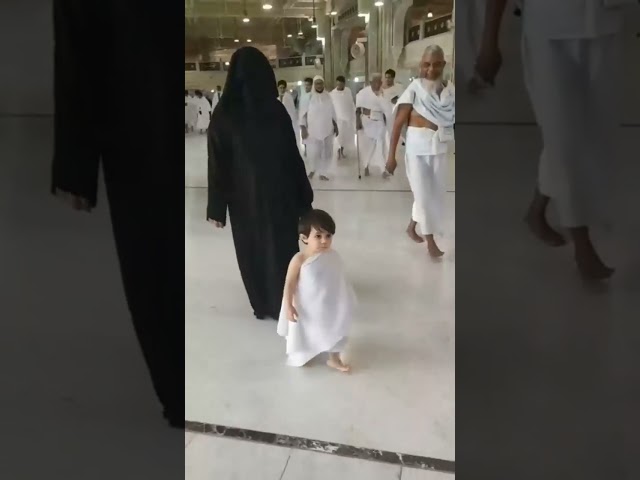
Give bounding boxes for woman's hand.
[54,188,92,212]
[208,219,225,228]
[287,304,298,322]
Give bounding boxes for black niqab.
[218,47,278,118]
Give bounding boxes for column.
[318,14,333,86]
[391,0,413,68]
[379,2,394,70]
[367,8,380,76]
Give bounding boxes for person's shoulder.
[291,252,306,266]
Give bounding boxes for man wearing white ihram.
[184,90,198,133]
[387,45,455,258]
[278,79,299,144]
[330,75,356,159]
[356,73,388,177]
[475,0,633,279]
[300,76,339,181]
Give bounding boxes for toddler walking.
[277,209,356,372]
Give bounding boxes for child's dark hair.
[299,209,336,238]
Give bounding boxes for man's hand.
[385,158,398,176]
[54,188,92,212]
[301,126,309,140]
[474,43,502,86]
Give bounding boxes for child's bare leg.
[327,352,351,373]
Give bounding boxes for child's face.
[302,227,333,253]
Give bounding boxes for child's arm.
[283,253,304,321]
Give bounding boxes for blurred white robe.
[195,96,211,131]
[396,79,455,237]
[277,250,356,367]
[185,95,198,130]
[330,87,356,151]
[278,91,299,141]
[519,0,628,227]
[355,86,387,172]
[300,89,337,176]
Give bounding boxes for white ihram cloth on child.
[277,249,356,367]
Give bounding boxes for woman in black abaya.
[207,47,314,320]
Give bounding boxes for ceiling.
[185,0,325,55]
[185,0,454,57]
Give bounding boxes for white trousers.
[357,131,387,172]
[406,152,447,237]
[336,119,355,151]
[307,135,334,176]
[522,33,620,228]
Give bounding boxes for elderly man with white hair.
[300,75,339,181]
[386,45,455,257]
[356,73,388,177]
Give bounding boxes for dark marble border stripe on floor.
[185,421,455,473]
[456,120,640,128]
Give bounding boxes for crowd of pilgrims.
[185,68,407,181]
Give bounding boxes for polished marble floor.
[185,185,456,460]
[184,433,454,480]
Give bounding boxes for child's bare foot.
[327,355,351,373]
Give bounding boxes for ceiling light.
[311,16,317,28]
[297,81,303,86]
[225,62,230,66]
[287,34,292,38]
[374,1,384,6]
[243,17,250,23]
[298,30,303,36]
[358,13,367,17]
[354,77,359,82]
[427,11,433,18]
[330,11,337,16]
[234,38,240,43]
[262,3,272,10]
[247,39,252,43]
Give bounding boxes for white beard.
[421,78,444,94]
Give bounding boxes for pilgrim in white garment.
[194,90,212,133]
[277,210,356,371]
[330,76,356,158]
[298,78,314,154]
[277,80,299,145]
[381,70,405,137]
[475,0,632,279]
[387,46,455,257]
[300,76,338,181]
[356,74,388,176]
[184,91,198,133]
[210,87,222,111]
